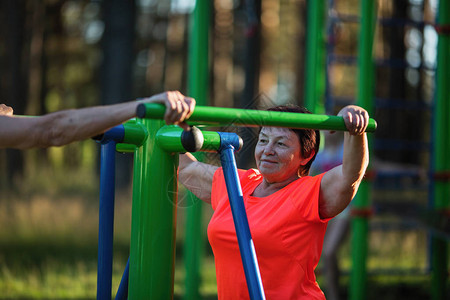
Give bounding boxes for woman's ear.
[299,150,316,166]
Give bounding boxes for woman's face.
[255,127,306,183]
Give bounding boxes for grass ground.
[0,168,448,299]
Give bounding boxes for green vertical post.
[184,1,210,299]
[128,119,178,299]
[350,1,377,300]
[304,0,326,114]
[432,0,449,299]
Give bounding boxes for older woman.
[179,104,369,299]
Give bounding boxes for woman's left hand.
[337,105,369,135]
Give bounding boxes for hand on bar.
[138,91,195,131]
[336,105,370,135]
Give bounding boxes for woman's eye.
[277,142,285,146]
[259,139,267,143]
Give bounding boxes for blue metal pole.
[115,258,130,300]
[95,125,127,300]
[218,133,265,300]
[97,140,117,300]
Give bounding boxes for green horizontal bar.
[116,143,136,153]
[156,126,221,153]
[137,103,377,132]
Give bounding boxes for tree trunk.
[101,0,136,188]
[237,0,262,169]
[4,0,28,186]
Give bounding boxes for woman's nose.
[263,143,275,155]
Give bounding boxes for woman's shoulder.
[211,168,262,210]
[214,167,262,180]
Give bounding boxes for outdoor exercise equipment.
[314,0,378,298]
[94,120,147,300]
[184,2,210,298]
[95,119,266,299]
[97,127,119,300]
[217,132,265,300]
[350,1,377,299]
[323,0,449,298]
[136,103,377,132]
[304,0,326,115]
[94,103,376,299]
[431,1,450,299]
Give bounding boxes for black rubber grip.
[181,126,204,152]
[136,103,146,118]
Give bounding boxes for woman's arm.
[178,153,218,204]
[319,105,370,219]
[0,91,195,149]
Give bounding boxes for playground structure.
[93,0,448,299]
[304,0,448,299]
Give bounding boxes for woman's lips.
[260,159,277,164]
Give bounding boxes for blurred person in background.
[311,130,348,300]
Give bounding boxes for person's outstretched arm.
[178,153,218,203]
[0,91,195,149]
[319,105,370,219]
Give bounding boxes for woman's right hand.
[140,91,196,130]
[337,105,369,136]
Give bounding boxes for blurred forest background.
[0,0,448,298]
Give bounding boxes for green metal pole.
[350,1,377,299]
[116,121,148,153]
[138,103,377,132]
[156,126,221,153]
[128,118,178,299]
[432,0,450,299]
[304,0,326,114]
[184,1,210,299]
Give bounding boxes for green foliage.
[0,187,446,299]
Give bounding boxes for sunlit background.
[0,0,448,299]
